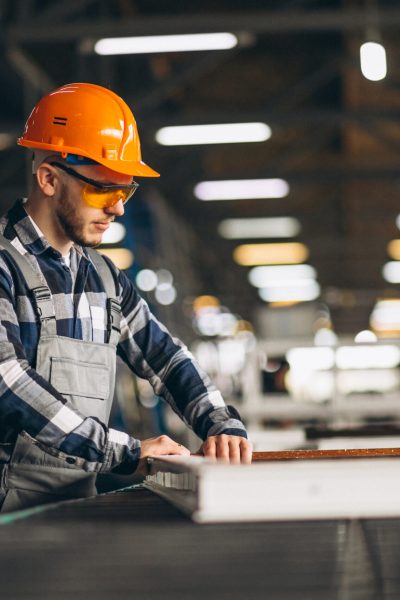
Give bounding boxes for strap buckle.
[106,298,121,336]
[32,286,55,320]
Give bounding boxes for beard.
[55,183,105,248]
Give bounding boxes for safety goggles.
[49,161,139,208]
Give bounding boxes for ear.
[35,163,59,197]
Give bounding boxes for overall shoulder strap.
[86,248,121,345]
[0,233,56,335]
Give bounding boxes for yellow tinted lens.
[82,185,131,208]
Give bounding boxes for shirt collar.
[8,198,89,261]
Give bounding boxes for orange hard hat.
[17,82,159,177]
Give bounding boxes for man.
[0,82,251,513]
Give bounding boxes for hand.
[198,435,252,464]
[137,435,190,474]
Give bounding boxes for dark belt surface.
[0,486,399,599]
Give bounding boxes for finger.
[215,435,230,463]
[228,438,241,465]
[240,438,253,464]
[201,438,217,461]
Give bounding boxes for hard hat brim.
[17,138,160,178]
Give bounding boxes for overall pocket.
[50,357,110,421]
[1,432,97,514]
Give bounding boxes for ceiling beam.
[5,8,400,44]
[147,109,400,136]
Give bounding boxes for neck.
[24,193,73,256]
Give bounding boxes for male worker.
[0,82,251,513]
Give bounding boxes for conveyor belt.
[1,486,400,599]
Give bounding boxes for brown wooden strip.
[252,448,400,461]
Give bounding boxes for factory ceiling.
[0,0,400,337]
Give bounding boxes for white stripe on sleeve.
[209,390,225,408]
[0,359,26,388]
[109,428,130,445]
[50,405,84,433]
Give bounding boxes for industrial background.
[1,0,400,337]
[3,2,400,599]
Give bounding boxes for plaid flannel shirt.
[0,200,247,474]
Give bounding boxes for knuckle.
[158,435,170,444]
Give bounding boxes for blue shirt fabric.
[0,200,247,474]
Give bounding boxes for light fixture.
[314,328,338,347]
[156,269,173,285]
[248,264,317,288]
[382,261,400,283]
[287,347,335,371]
[155,283,177,306]
[370,299,400,334]
[258,280,320,303]
[360,41,387,81]
[193,295,221,313]
[336,346,400,369]
[387,240,400,260]
[100,222,126,245]
[136,269,158,292]
[218,217,301,239]
[99,248,134,270]
[94,32,238,55]
[155,122,271,146]
[354,330,378,343]
[194,178,289,201]
[233,242,309,266]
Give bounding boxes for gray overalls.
[0,236,121,513]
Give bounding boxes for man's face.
[53,164,132,248]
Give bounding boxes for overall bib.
[0,238,121,513]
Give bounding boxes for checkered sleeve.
[116,268,248,441]
[0,257,141,474]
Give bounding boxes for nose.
[104,199,125,218]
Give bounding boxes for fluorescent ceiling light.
[382,261,400,283]
[195,179,290,201]
[95,32,238,55]
[287,347,335,371]
[336,346,400,369]
[100,222,126,245]
[258,280,320,303]
[248,264,316,288]
[155,123,271,146]
[233,242,309,266]
[218,217,300,239]
[360,42,387,81]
